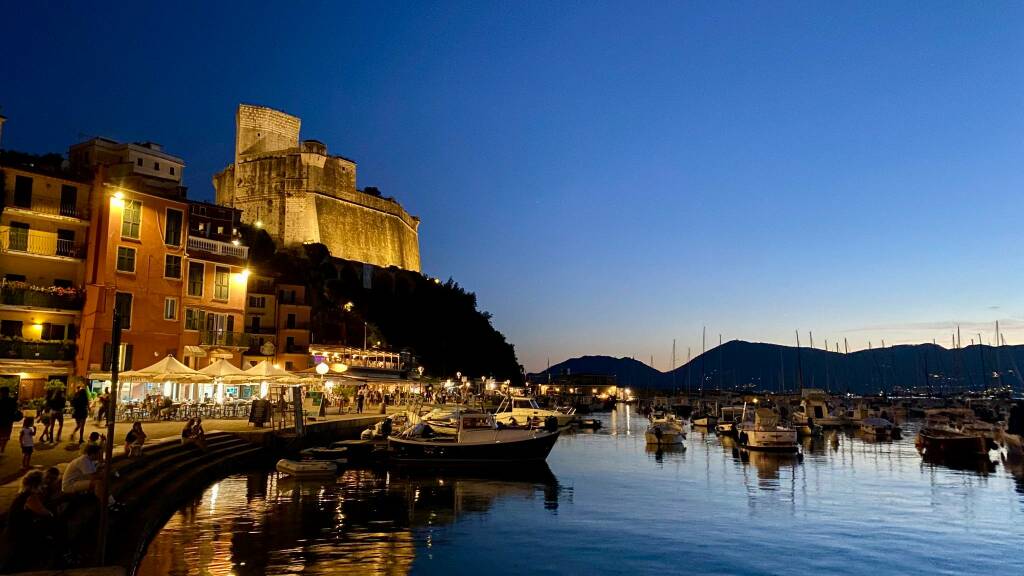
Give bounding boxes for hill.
[538,340,1024,394]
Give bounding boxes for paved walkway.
[0,409,389,511]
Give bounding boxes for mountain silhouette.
[536,340,1024,394]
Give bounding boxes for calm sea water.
[138,405,1024,576]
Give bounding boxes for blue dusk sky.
[3,2,1024,372]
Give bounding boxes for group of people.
[181,418,207,451]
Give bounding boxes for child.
[39,408,53,444]
[20,416,36,469]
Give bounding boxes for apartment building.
[242,273,312,374]
[0,153,92,397]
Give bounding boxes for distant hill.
[536,340,1024,394]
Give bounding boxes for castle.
[213,104,421,271]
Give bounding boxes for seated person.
[125,421,147,457]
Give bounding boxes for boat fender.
[544,416,559,432]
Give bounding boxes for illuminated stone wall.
[215,105,420,271]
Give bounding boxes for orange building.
[241,274,312,373]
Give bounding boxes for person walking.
[70,386,89,443]
[0,387,19,454]
[95,388,110,426]
[20,416,36,469]
[48,389,66,442]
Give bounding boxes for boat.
[915,408,994,462]
[276,458,338,477]
[299,446,350,462]
[736,405,799,453]
[388,412,561,463]
[859,417,900,440]
[791,389,846,428]
[714,406,744,436]
[420,406,487,435]
[494,395,579,427]
[645,412,686,445]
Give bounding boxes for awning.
[183,345,207,357]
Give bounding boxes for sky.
[3,1,1024,372]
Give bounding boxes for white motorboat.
[646,413,686,445]
[494,395,578,427]
[389,412,560,463]
[276,458,338,477]
[859,417,901,440]
[791,389,846,428]
[715,406,744,436]
[737,406,799,453]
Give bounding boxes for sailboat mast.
[795,330,804,394]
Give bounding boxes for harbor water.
[137,405,1024,575]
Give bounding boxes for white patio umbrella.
[243,360,298,381]
[122,354,204,381]
[199,358,249,381]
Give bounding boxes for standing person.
[20,416,36,469]
[95,388,110,426]
[0,387,19,454]
[70,386,89,444]
[356,388,365,414]
[48,389,66,442]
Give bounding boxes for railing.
[198,330,252,347]
[0,340,76,361]
[0,283,83,310]
[4,193,88,219]
[187,235,249,259]
[247,326,277,334]
[0,229,86,259]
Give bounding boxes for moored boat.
[276,459,338,477]
[389,412,561,464]
[646,413,686,445]
[494,395,579,427]
[915,408,993,462]
[737,406,799,453]
[859,417,900,440]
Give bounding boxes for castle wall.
[236,104,300,159]
[215,104,421,273]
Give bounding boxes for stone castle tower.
[214,104,421,271]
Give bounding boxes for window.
[286,336,294,351]
[285,361,294,371]
[214,266,229,300]
[101,342,134,371]
[136,158,143,167]
[0,320,23,338]
[164,297,178,321]
[164,254,182,279]
[13,176,32,208]
[184,308,206,331]
[170,166,175,176]
[56,229,76,257]
[114,292,133,330]
[60,185,78,217]
[8,222,29,251]
[164,209,183,246]
[41,323,65,341]
[187,262,204,296]
[248,295,266,309]
[116,246,136,273]
[250,316,261,332]
[154,161,160,171]
[121,199,142,239]
[287,313,296,329]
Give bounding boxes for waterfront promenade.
[0,410,389,512]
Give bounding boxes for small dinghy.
[299,446,349,462]
[276,458,337,477]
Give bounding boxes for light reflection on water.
[138,405,1024,576]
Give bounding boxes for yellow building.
[242,273,312,374]
[0,159,92,397]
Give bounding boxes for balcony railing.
[0,283,84,310]
[187,236,249,260]
[0,340,76,361]
[247,326,277,334]
[4,193,88,220]
[0,230,86,259]
[198,330,252,348]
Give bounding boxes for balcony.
[0,230,86,259]
[198,330,252,348]
[0,340,76,361]
[0,282,84,310]
[3,193,88,220]
[187,235,248,260]
[247,325,277,334]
